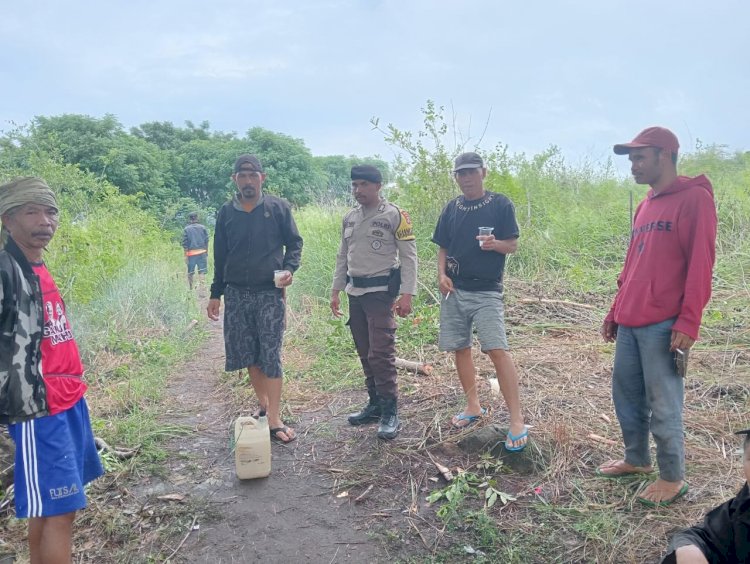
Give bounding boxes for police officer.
[331,165,417,439]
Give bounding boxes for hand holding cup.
[274,269,292,288]
[477,226,494,249]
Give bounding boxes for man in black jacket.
[662,429,750,563]
[207,155,303,443]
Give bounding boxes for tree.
[24,114,179,209]
[314,155,391,204]
[245,127,325,206]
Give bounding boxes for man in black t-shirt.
[432,152,529,451]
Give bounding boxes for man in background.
[208,155,303,443]
[331,164,417,440]
[182,212,209,290]
[598,127,717,507]
[0,176,104,563]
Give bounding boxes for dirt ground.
[2,292,746,563]
[143,318,389,563]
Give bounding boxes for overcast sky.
[2,0,748,172]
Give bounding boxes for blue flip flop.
[451,407,487,429]
[504,426,529,452]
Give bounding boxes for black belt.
[347,274,390,288]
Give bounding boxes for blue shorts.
[438,289,509,352]
[7,397,104,518]
[187,253,208,274]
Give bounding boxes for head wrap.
[0,177,58,216]
[0,177,58,248]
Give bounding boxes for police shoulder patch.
[395,208,415,241]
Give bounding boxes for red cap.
[613,126,680,155]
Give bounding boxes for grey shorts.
[438,289,509,352]
[223,286,285,377]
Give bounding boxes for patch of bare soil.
[3,291,739,563]
[144,293,750,563]
[137,318,388,563]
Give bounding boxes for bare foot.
[596,459,653,476]
[638,479,688,506]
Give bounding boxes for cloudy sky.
[2,0,748,171]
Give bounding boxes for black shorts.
[223,287,285,377]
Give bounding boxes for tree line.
[0,114,389,224]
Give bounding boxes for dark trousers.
[347,292,398,401]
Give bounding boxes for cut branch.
[95,437,139,460]
[518,298,596,310]
[395,357,433,376]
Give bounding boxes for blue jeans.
[612,318,684,482]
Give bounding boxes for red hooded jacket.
[605,174,717,340]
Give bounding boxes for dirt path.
[145,318,386,563]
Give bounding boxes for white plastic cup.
[478,227,494,247]
[273,270,287,288]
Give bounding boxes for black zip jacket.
[210,194,303,299]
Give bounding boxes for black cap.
[234,154,263,173]
[735,429,750,436]
[453,152,484,172]
[351,164,382,184]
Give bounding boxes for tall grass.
[287,106,750,379]
[0,156,205,459]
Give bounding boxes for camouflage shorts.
[223,286,285,377]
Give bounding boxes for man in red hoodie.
[597,127,717,507]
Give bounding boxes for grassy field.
[0,136,747,562]
[280,142,750,563]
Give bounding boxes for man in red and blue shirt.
[1,176,103,563]
[597,128,717,507]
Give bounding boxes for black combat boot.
[377,397,400,440]
[347,392,381,425]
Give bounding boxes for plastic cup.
[274,270,286,288]
[478,226,494,247]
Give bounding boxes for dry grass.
[263,286,750,563]
[1,285,743,562]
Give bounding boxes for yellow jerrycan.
[233,412,271,479]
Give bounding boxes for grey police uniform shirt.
[332,199,418,297]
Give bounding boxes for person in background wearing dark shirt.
[598,127,717,507]
[432,152,529,451]
[207,155,303,443]
[182,212,209,290]
[662,429,750,563]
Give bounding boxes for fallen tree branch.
[518,298,596,310]
[95,437,139,460]
[164,514,197,563]
[395,357,433,376]
[587,433,618,446]
[427,452,454,482]
[354,484,374,503]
